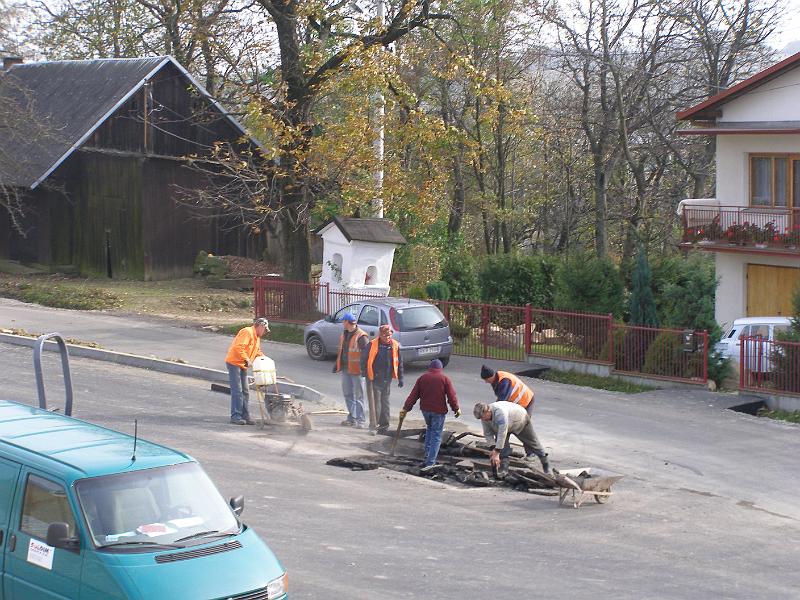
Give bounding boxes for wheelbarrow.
[552,468,624,509]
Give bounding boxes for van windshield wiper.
[173,529,235,543]
[97,540,184,550]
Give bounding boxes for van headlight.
[267,573,288,599]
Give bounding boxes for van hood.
[100,528,285,600]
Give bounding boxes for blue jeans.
[422,411,446,466]
[341,372,365,424]
[227,363,250,421]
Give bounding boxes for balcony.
[680,205,800,254]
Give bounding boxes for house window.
[750,155,799,208]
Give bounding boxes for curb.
[0,333,327,404]
[0,332,230,383]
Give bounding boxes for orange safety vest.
[497,371,534,408]
[336,328,368,375]
[366,338,400,381]
[225,326,263,369]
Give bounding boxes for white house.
[316,217,406,310]
[677,52,800,328]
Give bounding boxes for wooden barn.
[0,55,267,279]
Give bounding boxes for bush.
[0,280,121,311]
[407,285,427,300]
[441,253,480,302]
[628,247,659,326]
[554,255,624,318]
[425,280,451,301]
[642,332,684,377]
[478,254,556,308]
[657,252,719,338]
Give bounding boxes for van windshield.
[75,463,239,550]
[394,306,447,331]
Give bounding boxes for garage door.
[747,264,800,316]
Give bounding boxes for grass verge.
[220,322,305,345]
[757,408,800,424]
[539,369,654,393]
[0,280,121,311]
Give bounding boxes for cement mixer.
[251,355,312,432]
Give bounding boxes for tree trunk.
[593,161,608,257]
[447,151,466,239]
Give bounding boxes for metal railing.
[253,278,708,384]
[681,205,800,250]
[740,335,800,395]
[613,325,708,382]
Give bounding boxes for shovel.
[389,411,406,456]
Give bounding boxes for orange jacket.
[366,338,400,381]
[496,371,534,408]
[335,328,368,375]
[225,326,263,369]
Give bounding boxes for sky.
[777,0,800,50]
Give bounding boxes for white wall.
[715,252,800,327]
[318,224,397,297]
[716,134,800,206]
[720,68,800,122]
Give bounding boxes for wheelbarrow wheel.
[594,488,610,504]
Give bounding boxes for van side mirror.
[325,315,335,323]
[46,522,80,551]
[229,495,245,516]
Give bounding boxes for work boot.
[497,458,509,479]
[340,419,355,427]
[229,418,246,425]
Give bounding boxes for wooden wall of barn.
[72,152,144,278]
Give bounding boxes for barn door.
[747,264,800,316]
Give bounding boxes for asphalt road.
[2,300,800,598]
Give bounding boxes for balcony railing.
[681,205,800,251]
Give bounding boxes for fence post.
[482,304,489,359]
[739,335,745,389]
[702,330,708,384]
[524,303,532,356]
[324,283,330,316]
[607,314,614,364]
[253,277,261,318]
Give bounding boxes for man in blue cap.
[333,311,369,427]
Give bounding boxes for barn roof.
[0,56,254,189]
[318,216,407,244]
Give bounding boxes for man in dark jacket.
[402,359,460,472]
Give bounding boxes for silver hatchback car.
[304,298,453,366]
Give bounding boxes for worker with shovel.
[401,359,460,473]
[365,324,404,434]
[473,401,550,476]
[225,317,269,425]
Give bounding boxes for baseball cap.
[341,312,357,323]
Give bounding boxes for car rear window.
[394,306,447,331]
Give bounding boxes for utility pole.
[371,0,385,219]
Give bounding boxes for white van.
[715,316,792,363]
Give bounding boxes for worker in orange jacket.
[365,324,404,433]
[333,312,369,428]
[480,365,535,415]
[225,317,269,425]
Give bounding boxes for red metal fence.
[740,336,800,395]
[681,205,800,250]
[254,278,708,384]
[613,325,708,383]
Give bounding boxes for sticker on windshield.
[27,539,54,570]
[136,523,176,537]
[167,517,204,529]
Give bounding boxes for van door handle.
[8,533,15,552]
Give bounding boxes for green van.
[0,399,287,599]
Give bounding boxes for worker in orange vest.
[333,312,369,428]
[365,324,404,433]
[225,317,269,425]
[480,365,535,416]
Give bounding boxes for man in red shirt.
[401,359,460,472]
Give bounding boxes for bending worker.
[473,401,550,476]
[480,365,535,415]
[365,324,404,433]
[333,311,369,428]
[225,317,269,425]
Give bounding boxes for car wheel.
[439,356,450,367]
[306,334,326,360]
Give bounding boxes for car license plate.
[418,346,439,356]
